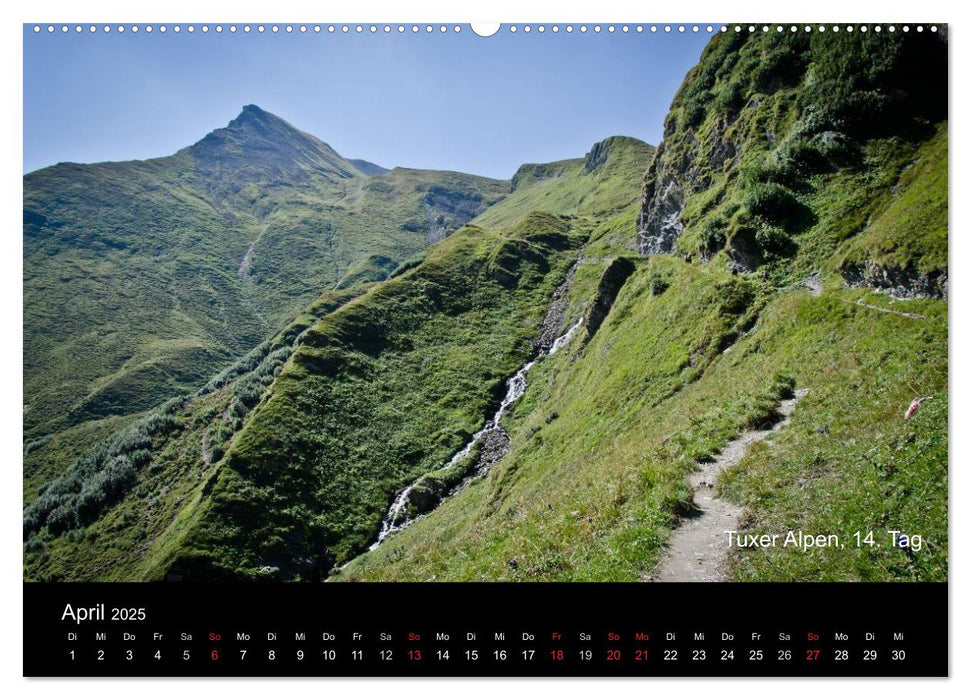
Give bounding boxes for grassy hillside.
[159,212,585,580]
[23,214,584,581]
[337,29,948,583]
[23,284,369,581]
[24,30,946,584]
[22,134,655,582]
[638,30,947,291]
[473,136,654,231]
[337,259,945,582]
[24,105,506,455]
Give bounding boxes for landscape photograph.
[23,24,947,584]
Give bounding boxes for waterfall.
[369,316,584,550]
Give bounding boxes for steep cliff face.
[637,28,947,295]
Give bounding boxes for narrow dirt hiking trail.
[646,388,809,582]
[853,297,926,319]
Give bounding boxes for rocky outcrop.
[707,115,739,172]
[726,227,761,272]
[585,135,648,173]
[637,116,742,256]
[638,173,685,254]
[841,261,948,300]
[536,257,580,353]
[510,161,576,192]
[422,184,489,244]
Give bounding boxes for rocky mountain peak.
[183,105,360,184]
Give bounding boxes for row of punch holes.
[32,24,940,36]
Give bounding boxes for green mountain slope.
[22,135,655,582]
[348,159,390,176]
[23,29,947,584]
[637,30,947,292]
[472,136,654,230]
[24,105,506,444]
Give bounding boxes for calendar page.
[21,18,948,678]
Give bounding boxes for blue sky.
[23,25,710,179]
